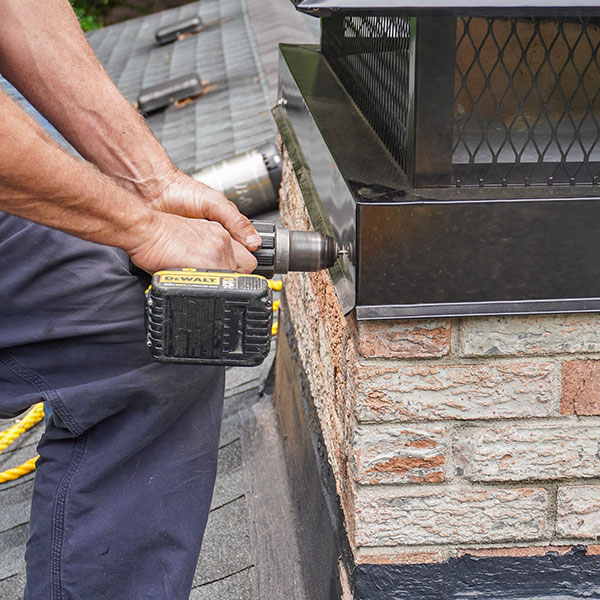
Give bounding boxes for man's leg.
[0,212,224,599]
[26,365,224,599]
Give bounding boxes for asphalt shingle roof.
[87,0,276,173]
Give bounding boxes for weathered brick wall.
[278,142,600,566]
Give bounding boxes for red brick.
[557,485,600,539]
[460,314,600,357]
[355,487,548,546]
[356,551,445,565]
[458,546,574,558]
[357,320,451,359]
[309,269,347,369]
[354,426,445,484]
[357,362,554,422]
[562,360,600,415]
[455,425,600,482]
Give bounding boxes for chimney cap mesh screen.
[321,16,411,171]
[455,16,600,187]
[321,15,600,188]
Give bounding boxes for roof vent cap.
[137,73,203,113]
[155,16,203,45]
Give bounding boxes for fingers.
[157,174,263,251]
[232,239,258,274]
[200,191,262,251]
[127,215,240,274]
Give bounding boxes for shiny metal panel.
[357,299,600,320]
[276,44,417,314]
[407,17,456,187]
[293,1,600,18]
[277,45,362,314]
[357,197,600,318]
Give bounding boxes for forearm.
[0,90,257,274]
[0,89,155,251]
[0,0,173,198]
[0,0,261,265]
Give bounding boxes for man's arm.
[0,0,262,251]
[0,88,256,274]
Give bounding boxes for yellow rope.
[0,403,45,452]
[0,403,45,484]
[0,456,39,483]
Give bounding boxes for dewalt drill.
[145,221,339,366]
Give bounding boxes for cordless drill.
[145,221,339,366]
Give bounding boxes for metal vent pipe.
[192,143,283,216]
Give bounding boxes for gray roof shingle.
[87,0,276,173]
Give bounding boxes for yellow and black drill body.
[146,270,273,367]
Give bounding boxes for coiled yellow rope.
[0,403,45,451]
[0,402,44,483]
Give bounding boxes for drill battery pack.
[145,269,273,366]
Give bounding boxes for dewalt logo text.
[159,275,220,285]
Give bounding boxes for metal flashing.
[278,44,600,320]
[295,0,600,17]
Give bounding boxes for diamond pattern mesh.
[321,16,411,170]
[322,15,600,188]
[454,17,600,187]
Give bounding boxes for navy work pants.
[0,213,224,599]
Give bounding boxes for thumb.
[232,240,258,274]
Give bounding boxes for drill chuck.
[250,221,338,279]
